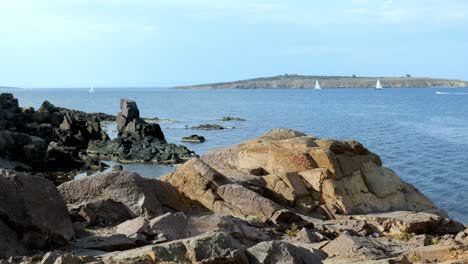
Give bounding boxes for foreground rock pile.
[1,128,467,263]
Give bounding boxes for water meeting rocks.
[1,123,467,262]
[87,98,196,164]
[0,93,109,173]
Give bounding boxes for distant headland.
[175,74,468,89]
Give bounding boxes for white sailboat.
[89,84,95,93]
[314,80,322,90]
[375,80,383,90]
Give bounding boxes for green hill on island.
[175,74,468,89]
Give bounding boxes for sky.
[0,0,467,88]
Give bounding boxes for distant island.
[0,86,18,90]
[175,74,468,89]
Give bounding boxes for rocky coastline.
[1,95,467,263]
[0,93,195,183]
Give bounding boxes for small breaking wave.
[436,91,468,95]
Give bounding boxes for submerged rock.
[218,116,246,121]
[190,124,226,130]
[181,134,205,143]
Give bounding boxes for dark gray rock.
[116,99,164,142]
[87,98,195,164]
[0,170,74,258]
[111,165,123,171]
[218,116,246,121]
[190,124,225,130]
[182,135,206,143]
[0,94,111,173]
[87,137,196,165]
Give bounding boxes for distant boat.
[89,84,95,93]
[375,80,383,90]
[314,80,322,90]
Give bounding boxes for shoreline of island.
[174,74,468,89]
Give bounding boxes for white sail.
[89,84,95,93]
[314,80,322,90]
[375,80,383,90]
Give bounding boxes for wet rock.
[0,170,74,258]
[247,240,326,264]
[111,165,123,171]
[218,116,246,121]
[181,134,205,143]
[190,124,225,130]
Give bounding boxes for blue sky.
[0,0,467,87]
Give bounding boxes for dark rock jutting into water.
[0,94,196,183]
[87,99,196,164]
[181,135,206,143]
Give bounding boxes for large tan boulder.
[58,171,204,219]
[201,128,437,217]
[161,158,299,225]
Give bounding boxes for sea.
[3,87,468,222]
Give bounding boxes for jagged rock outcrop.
[116,99,165,142]
[201,128,438,218]
[161,158,304,227]
[0,94,195,179]
[0,170,74,259]
[0,93,110,173]
[87,99,196,164]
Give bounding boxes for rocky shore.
[1,127,467,263]
[0,93,195,183]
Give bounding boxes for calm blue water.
[3,87,468,222]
